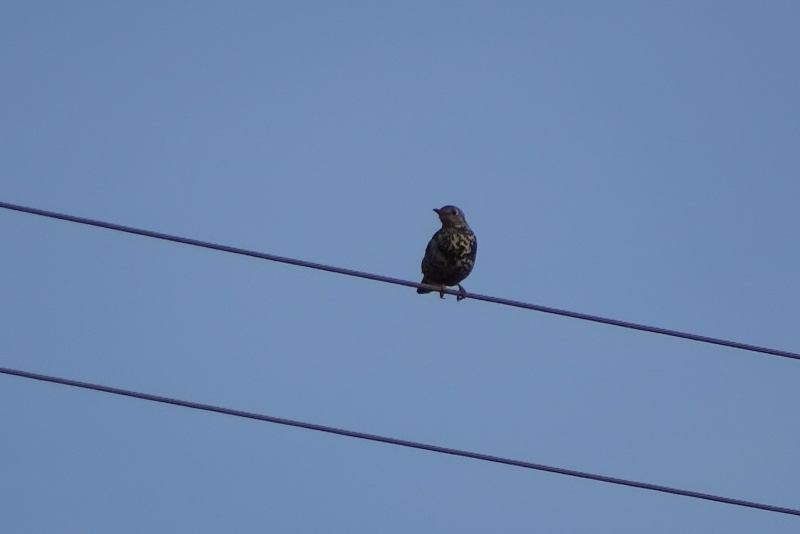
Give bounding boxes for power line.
[2,200,798,362]
[1,366,797,518]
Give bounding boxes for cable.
[1,366,797,517]
[1,200,798,361]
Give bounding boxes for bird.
[417,205,477,301]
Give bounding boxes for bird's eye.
[450,209,458,215]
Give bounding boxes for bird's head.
[434,205,469,228]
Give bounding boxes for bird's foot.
[438,286,447,299]
[456,284,467,301]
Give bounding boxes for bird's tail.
[417,278,432,294]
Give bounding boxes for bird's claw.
[434,285,467,300]
[456,284,467,301]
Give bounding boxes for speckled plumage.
[417,205,477,301]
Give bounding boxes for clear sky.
[2,2,799,532]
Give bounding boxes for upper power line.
[1,200,798,361]
[1,365,798,518]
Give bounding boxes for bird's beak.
[433,208,441,215]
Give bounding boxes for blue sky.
[2,2,799,532]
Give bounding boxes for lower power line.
[1,365,797,517]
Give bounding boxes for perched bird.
[417,205,477,301]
